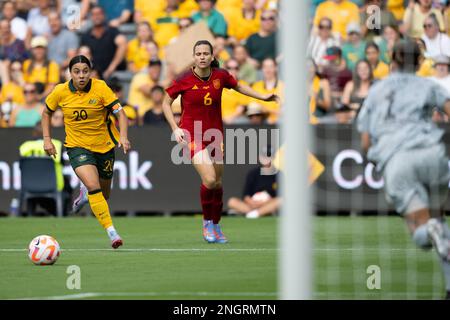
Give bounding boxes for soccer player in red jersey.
[163,40,279,243]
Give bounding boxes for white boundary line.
[0,248,278,252]
[12,291,439,300]
[14,291,278,300]
[0,247,428,252]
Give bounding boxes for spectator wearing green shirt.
[245,9,278,67]
[192,0,227,36]
[342,22,366,71]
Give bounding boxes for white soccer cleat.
[427,218,450,261]
[107,228,123,249]
[246,210,260,219]
[72,184,88,214]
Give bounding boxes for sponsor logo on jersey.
[88,99,97,104]
[78,154,87,162]
[192,85,199,90]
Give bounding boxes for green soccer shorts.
[67,147,115,180]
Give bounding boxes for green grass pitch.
[0,216,446,300]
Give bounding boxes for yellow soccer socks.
[88,190,113,229]
[87,189,122,248]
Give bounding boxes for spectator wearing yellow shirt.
[416,38,435,77]
[445,4,450,36]
[128,58,163,118]
[251,57,283,124]
[22,36,59,101]
[178,0,200,16]
[387,0,406,21]
[134,0,165,25]
[153,0,186,50]
[213,35,230,66]
[227,0,261,47]
[126,21,159,73]
[365,41,389,80]
[313,0,360,40]
[0,60,25,105]
[216,0,242,22]
[402,0,445,38]
[222,58,251,124]
[134,0,198,26]
[0,60,25,126]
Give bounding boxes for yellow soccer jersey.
[251,80,284,124]
[45,78,121,153]
[313,0,360,40]
[0,82,25,105]
[372,61,390,80]
[227,8,261,43]
[126,38,159,72]
[23,59,60,85]
[134,0,165,25]
[221,79,250,119]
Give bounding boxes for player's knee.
[84,183,101,193]
[412,224,432,250]
[227,197,238,208]
[202,176,217,189]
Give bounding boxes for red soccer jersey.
[166,67,238,133]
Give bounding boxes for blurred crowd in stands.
[309,0,450,124]
[0,0,450,129]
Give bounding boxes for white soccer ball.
[28,235,61,265]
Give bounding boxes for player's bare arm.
[162,94,185,144]
[361,132,371,155]
[234,83,280,103]
[116,108,131,154]
[443,100,450,117]
[103,34,127,79]
[41,108,57,158]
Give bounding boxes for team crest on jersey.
[88,99,97,104]
[213,79,221,89]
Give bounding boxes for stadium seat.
[19,157,66,217]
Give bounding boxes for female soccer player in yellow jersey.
[41,55,131,249]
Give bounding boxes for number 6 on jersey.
[204,92,212,106]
